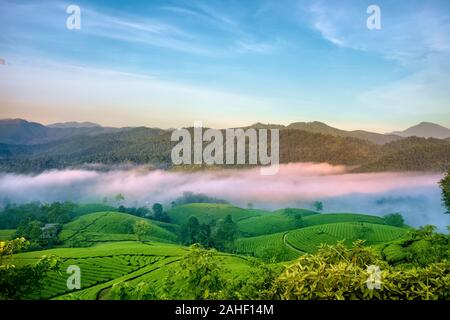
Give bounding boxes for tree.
[293,214,305,228]
[152,203,163,217]
[47,201,74,224]
[383,213,404,227]
[15,220,45,248]
[133,220,151,242]
[355,224,373,239]
[439,168,450,214]
[213,214,238,250]
[114,193,125,205]
[178,244,226,299]
[313,201,323,211]
[151,203,170,222]
[180,216,200,245]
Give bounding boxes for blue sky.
[0,0,449,131]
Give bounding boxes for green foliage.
[272,241,450,300]
[213,215,239,250]
[167,203,265,225]
[383,225,449,267]
[151,203,171,222]
[133,220,152,242]
[171,191,228,207]
[14,220,62,249]
[110,281,158,300]
[219,258,280,299]
[313,201,323,211]
[177,244,226,299]
[0,201,77,229]
[383,213,405,227]
[440,168,450,213]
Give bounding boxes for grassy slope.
[59,212,178,243]
[237,211,387,237]
[0,229,15,240]
[231,232,301,261]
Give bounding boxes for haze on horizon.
[1,0,450,132]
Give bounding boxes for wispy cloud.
[304,0,450,65]
[0,56,274,128]
[301,0,450,123]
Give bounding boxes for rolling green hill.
[237,209,318,236]
[302,213,387,226]
[59,212,178,244]
[285,222,408,253]
[237,211,387,237]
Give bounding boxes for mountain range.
[0,119,449,173]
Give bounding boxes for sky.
[0,0,449,132]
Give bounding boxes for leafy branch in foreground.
[0,238,61,299]
[271,241,449,300]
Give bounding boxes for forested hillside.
[0,120,449,173]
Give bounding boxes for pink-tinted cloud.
[0,163,447,229]
[0,162,440,203]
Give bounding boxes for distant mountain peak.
[391,122,450,139]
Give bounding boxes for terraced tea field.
[232,232,301,261]
[302,213,387,227]
[3,203,426,300]
[285,222,408,253]
[0,229,15,240]
[11,242,188,300]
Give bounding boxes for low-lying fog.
[0,163,448,231]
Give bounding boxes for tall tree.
[133,220,151,242]
[439,168,450,214]
[180,216,200,245]
[214,214,238,249]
